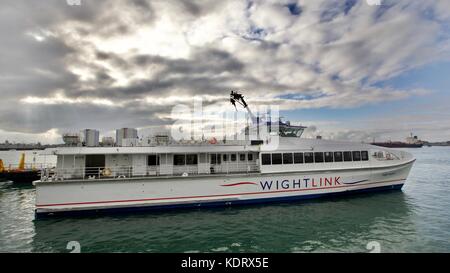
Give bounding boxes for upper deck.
[37,137,414,183]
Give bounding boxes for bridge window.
[147,155,159,166]
[361,151,369,161]
[262,154,271,165]
[343,151,352,162]
[272,153,282,165]
[294,153,304,164]
[283,153,293,164]
[324,152,333,162]
[304,152,314,163]
[314,152,324,163]
[352,151,361,161]
[334,152,343,162]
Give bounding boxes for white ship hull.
[35,159,414,216]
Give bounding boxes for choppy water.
[0,148,449,253]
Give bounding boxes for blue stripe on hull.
[35,183,404,218]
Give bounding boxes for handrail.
[40,163,260,182]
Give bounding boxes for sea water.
[0,147,449,252]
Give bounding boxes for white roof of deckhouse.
[41,144,261,156]
[41,136,382,156]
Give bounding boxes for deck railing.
[40,163,260,182]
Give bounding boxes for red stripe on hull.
[36,179,406,208]
[220,182,258,187]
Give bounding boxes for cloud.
[0,0,449,142]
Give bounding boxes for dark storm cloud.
[0,0,294,136]
[134,49,245,75]
[0,1,90,98]
[64,48,248,100]
[0,99,170,134]
[0,0,113,99]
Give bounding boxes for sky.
[0,0,450,144]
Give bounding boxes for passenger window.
[283,153,293,164]
[272,153,282,165]
[262,154,271,165]
[239,154,246,161]
[334,152,343,162]
[174,154,186,166]
[361,151,369,161]
[231,154,237,162]
[186,154,198,165]
[304,152,314,163]
[210,154,217,165]
[352,151,361,161]
[223,154,228,162]
[314,152,324,163]
[324,152,333,162]
[294,153,303,164]
[343,151,352,161]
[148,155,159,166]
[248,153,253,161]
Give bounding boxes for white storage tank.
[62,133,81,146]
[116,128,138,146]
[82,129,100,147]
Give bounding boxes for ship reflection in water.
[32,191,417,253]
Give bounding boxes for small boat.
[0,154,41,183]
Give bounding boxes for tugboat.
[0,153,41,183]
[371,134,424,148]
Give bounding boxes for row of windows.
[261,151,369,165]
[211,153,254,164]
[148,154,199,166]
[148,153,255,166]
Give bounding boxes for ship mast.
[230,91,261,139]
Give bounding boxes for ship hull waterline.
[34,160,414,217]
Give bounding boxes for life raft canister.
[208,137,218,144]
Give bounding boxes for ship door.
[85,155,105,177]
[209,153,221,174]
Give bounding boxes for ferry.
[33,92,416,216]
